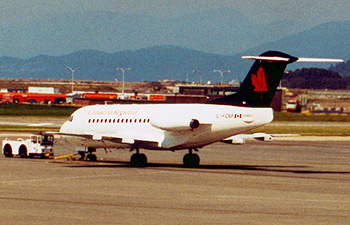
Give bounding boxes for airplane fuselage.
[60,103,273,151]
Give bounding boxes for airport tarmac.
[1,134,350,224]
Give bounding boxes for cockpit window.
[68,116,74,122]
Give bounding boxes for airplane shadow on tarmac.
[60,160,350,175]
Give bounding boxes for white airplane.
[57,51,343,167]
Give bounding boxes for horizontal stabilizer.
[242,56,344,63]
[242,56,291,61]
[296,58,344,63]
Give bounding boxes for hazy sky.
[0,0,349,26]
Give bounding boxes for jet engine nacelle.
[150,114,200,131]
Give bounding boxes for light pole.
[67,67,80,93]
[192,70,202,84]
[213,70,231,85]
[117,67,131,99]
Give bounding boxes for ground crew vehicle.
[2,133,54,158]
[286,99,302,112]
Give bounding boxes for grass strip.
[0,103,78,117]
[273,111,350,122]
[251,124,350,136]
[0,125,59,132]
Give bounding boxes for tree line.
[282,60,350,89]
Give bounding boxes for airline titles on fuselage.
[88,109,139,116]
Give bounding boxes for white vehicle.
[57,51,343,167]
[2,133,54,158]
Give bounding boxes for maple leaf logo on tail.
[251,66,268,99]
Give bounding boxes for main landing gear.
[129,146,200,168]
[78,147,97,162]
[130,146,148,167]
[80,146,201,167]
[183,148,200,168]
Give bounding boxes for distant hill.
[241,21,350,70]
[329,59,350,77]
[0,41,348,83]
[0,10,349,83]
[0,46,241,83]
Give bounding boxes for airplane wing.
[101,133,160,149]
[222,133,302,145]
[221,135,245,145]
[51,131,161,149]
[50,132,92,139]
[222,133,273,145]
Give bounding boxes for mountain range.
[0,10,312,59]
[0,10,349,83]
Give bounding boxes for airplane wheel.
[86,154,97,162]
[130,153,147,167]
[139,154,147,165]
[183,154,200,168]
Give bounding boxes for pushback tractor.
[2,133,54,158]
